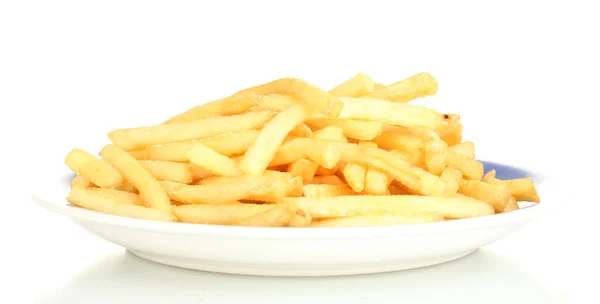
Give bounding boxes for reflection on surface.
[37,249,562,304]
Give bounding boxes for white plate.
[31,161,548,277]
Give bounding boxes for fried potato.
[100,145,172,213]
[302,184,356,199]
[424,140,448,176]
[283,195,494,219]
[503,196,519,213]
[306,118,383,140]
[242,78,343,117]
[139,160,194,184]
[289,210,312,227]
[187,143,241,177]
[290,123,313,137]
[483,170,540,203]
[65,148,125,189]
[87,188,145,206]
[172,203,275,224]
[436,114,463,146]
[342,163,367,192]
[446,151,484,180]
[67,187,175,222]
[307,175,345,185]
[270,138,340,169]
[310,213,443,227]
[314,163,340,176]
[163,91,261,124]
[373,82,386,90]
[311,126,346,142]
[448,141,475,159]
[440,167,463,195]
[238,105,308,175]
[109,111,273,150]
[365,72,438,102]
[364,168,391,195]
[287,158,319,181]
[329,72,375,97]
[237,205,295,227]
[256,94,297,112]
[458,180,511,212]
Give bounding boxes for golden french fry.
[242,78,343,117]
[287,158,319,181]
[483,169,497,181]
[130,130,259,162]
[238,105,308,175]
[448,141,475,159]
[342,163,367,192]
[187,143,241,177]
[270,138,340,169]
[139,160,194,184]
[67,187,176,222]
[485,175,540,203]
[71,175,94,189]
[311,213,443,227]
[440,167,463,195]
[163,91,261,124]
[173,203,274,224]
[290,123,313,137]
[87,188,145,206]
[437,114,463,146]
[237,205,295,227]
[311,126,346,142]
[371,131,423,154]
[307,175,345,185]
[338,97,445,130]
[424,140,448,176]
[373,82,386,90]
[65,148,125,189]
[365,72,438,102]
[329,72,375,97]
[306,118,383,141]
[283,195,494,219]
[446,151,484,180]
[458,180,511,212]
[109,111,273,150]
[503,196,519,212]
[302,184,356,199]
[100,145,172,213]
[364,168,391,195]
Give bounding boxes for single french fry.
[458,180,511,212]
[242,78,343,117]
[270,138,340,169]
[172,203,274,224]
[302,184,356,199]
[139,160,194,184]
[329,72,375,97]
[306,118,383,140]
[67,188,176,222]
[65,148,125,189]
[187,143,241,177]
[307,175,345,185]
[371,131,423,154]
[342,163,367,192]
[109,111,273,150]
[446,151,484,180]
[485,175,540,203]
[163,91,261,124]
[130,130,259,162]
[87,188,145,206]
[100,145,172,213]
[365,72,438,102]
[290,123,313,137]
[437,114,463,146]
[288,176,303,197]
[71,175,94,189]
[283,195,494,219]
[424,140,448,176]
[310,213,443,227]
[311,126,346,142]
[483,169,497,181]
[287,158,319,181]
[449,141,475,159]
[338,97,445,130]
[236,205,295,227]
[364,168,391,195]
[189,165,212,181]
[238,105,308,175]
[440,167,463,195]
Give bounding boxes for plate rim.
[30,159,547,240]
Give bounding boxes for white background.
[1,0,598,303]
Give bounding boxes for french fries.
[63,72,539,227]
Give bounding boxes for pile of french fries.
[64,72,540,227]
